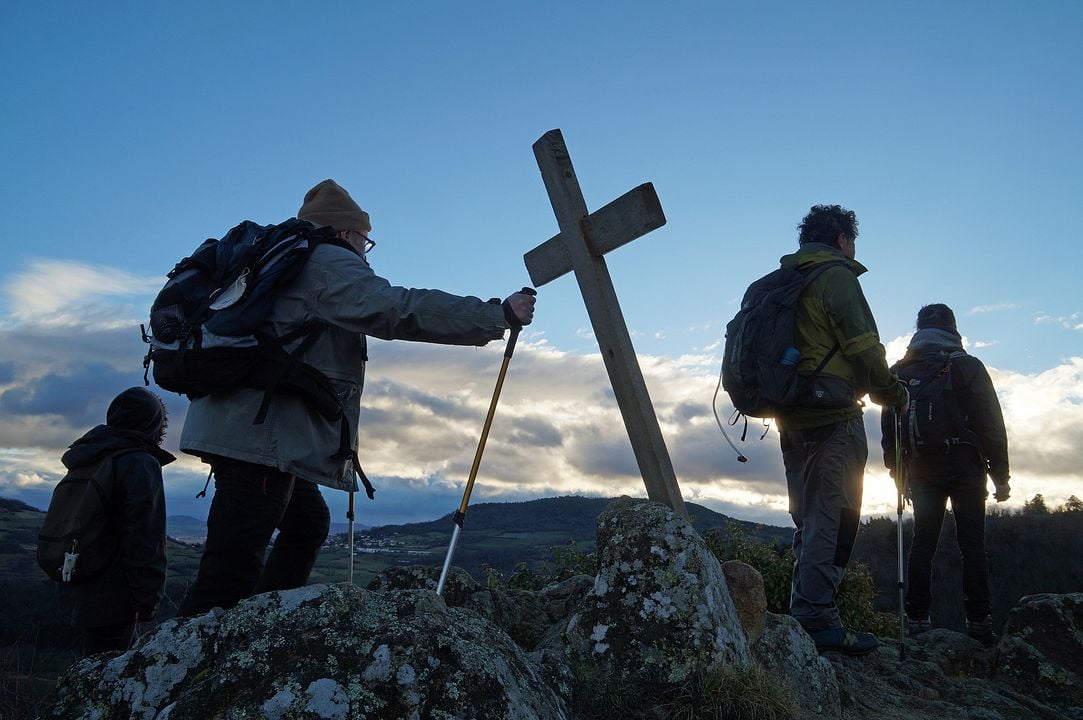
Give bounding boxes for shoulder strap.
[797,261,845,377]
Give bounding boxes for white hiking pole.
[346,491,355,584]
[437,288,534,596]
[895,411,907,660]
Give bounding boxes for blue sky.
[1,2,1081,529]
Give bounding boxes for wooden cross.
[525,129,688,519]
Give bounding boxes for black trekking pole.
[895,410,907,660]
[436,288,535,596]
[346,491,356,584]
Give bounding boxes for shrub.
[571,662,795,720]
[704,525,895,637]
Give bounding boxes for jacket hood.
[780,243,868,277]
[896,327,965,368]
[62,388,176,470]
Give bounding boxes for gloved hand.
[896,384,911,416]
[993,481,1011,502]
[501,288,537,328]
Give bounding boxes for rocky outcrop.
[43,500,1083,720]
[753,612,840,719]
[45,584,567,720]
[560,497,751,686]
[367,564,590,651]
[993,592,1083,710]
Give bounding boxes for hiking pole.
[895,410,907,660]
[346,491,355,584]
[436,287,535,596]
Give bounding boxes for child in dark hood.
[60,387,174,656]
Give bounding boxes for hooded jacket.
[880,327,1010,487]
[63,387,174,627]
[775,243,907,430]
[180,239,509,492]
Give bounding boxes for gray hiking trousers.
[781,417,867,632]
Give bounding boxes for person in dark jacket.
[177,179,535,617]
[775,204,909,656]
[881,304,1010,646]
[62,387,174,656]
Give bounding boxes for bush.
[704,525,895,637]
[571,662,795,720]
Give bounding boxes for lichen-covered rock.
[908,628,994,678]
[366,563,478,606]
[722,560,768,645]
[993,592,1083,710]
[369,564,559,650]
[561,498,750,686]
[536,574,594,621]
[752,612,840,719]
[45,583,568,720]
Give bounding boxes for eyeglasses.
[348,230,376,254]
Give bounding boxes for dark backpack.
[141,218,375,498]
[896,351,979,457]
[722,262,843,418]
[37,450,132,583]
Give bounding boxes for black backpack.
[141,218,375,498]
[37,450,133,583]
[895,351,980,457]
[722,262,843,418]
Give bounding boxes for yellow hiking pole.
[436,288,535,596]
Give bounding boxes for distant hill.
[368,495,789,545]
[3,495,1082,650]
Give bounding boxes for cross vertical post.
[526,129,687,518]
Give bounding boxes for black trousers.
[906,481,991,622]
[178,458,330,617]
[83,620,136,657]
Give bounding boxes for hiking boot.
[967,616,996,647]
[808,626,879,656]
[907,616,932,637]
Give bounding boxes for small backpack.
[896,351,979,457]
[37,450,132,583]
[141,218,375,498]
[722,262,843,418]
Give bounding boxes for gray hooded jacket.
[180,241,508,491]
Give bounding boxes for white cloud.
[968,303,1019,315]
[1034,312,1083,331]
[2,259,161,329]
[1,262,1082,527]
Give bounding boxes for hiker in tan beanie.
[178,178,535,617]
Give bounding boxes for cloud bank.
[1,260,1080,528]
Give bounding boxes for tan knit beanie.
[297,179,371,233]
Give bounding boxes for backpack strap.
[795,261,845,381]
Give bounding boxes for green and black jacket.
[775,243,907,430]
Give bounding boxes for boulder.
[993,592,1083,710]
[752,612,840,719]
[561,498,750,686]
[45,584,568,720]
[722,560,768,644]
[368,564,574,650]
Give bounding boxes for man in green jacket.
[776,204,908,655]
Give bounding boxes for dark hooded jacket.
[62,387,175,627]
[880,327,1010,488]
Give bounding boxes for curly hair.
[797,204,858,247]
